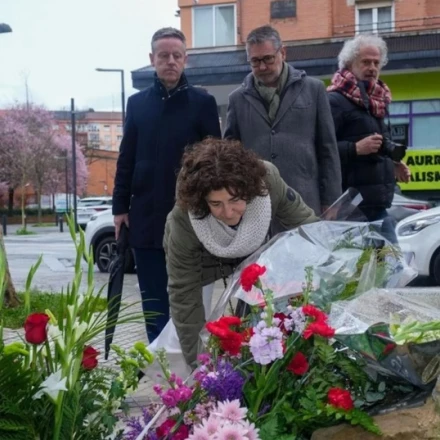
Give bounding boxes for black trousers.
[133,248,169,342]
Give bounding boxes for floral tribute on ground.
[127,264,384,440]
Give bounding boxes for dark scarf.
[327,69,392,118]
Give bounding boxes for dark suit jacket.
[112,73,221,248]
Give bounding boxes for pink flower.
[216,399,247,422]
[241,419,260,440]
[217,425,247,440]
[203,416,220,435]
[188,426,210,440]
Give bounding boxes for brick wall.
[84,150,118,197]
[180,0,440,48]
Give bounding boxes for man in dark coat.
[112,27,221,342]
[224,25,341,216]
[327,34,410,240]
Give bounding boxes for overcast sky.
[0,0,180,111]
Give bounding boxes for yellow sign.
[399,150,440,191]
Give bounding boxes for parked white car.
[85,210,135,273]
[396,206,440,285]
[76,197,112,229]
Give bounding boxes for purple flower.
[123,407,158,440]
[249,325,283,365]
[201,361,245,401]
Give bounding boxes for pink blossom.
[188,427,210,440]
[216,425,247,440]
[241,419,260,440]
[216,399,247,422]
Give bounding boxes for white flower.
[33,370,68,401]
[74,321,88,341]
[67,305,75,319]
[48,324,65,351]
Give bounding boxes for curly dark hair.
[177,138,268,217]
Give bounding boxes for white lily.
[74,321,88,341]
[33,370,68,401]
[48,324,65,351]
[67,304,75,320]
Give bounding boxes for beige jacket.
[163,161,319,365]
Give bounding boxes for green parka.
[163,162,319,365]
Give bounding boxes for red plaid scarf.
[327,69,392,118]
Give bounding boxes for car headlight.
[398,215,440,237]
[90,215,98,222]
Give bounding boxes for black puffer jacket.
[328,91,395,209]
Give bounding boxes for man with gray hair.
[224,25,341,217]
[113,27,221,343]
[327,34,410,238]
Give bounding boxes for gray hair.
[338,34,388,70]
[246,25,282,53]
[151,27,186,52]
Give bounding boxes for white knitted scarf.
[189,195,272,259]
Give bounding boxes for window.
[88,124,99,132]
[356,3,393,34]
[117,125,123,132]
[89,133,100,142]
[193,5,235,48]
[117,135,123,141]
[389,99,440,150]
[103,125,111,131]
[104,135,111,143]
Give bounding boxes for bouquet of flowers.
[0,219,153,440]
[329,287,440,389]
[130,264,386,440]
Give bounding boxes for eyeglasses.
[248,47,281,68]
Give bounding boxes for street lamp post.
[0,23,12,34]
[71,98,78,232]
[95,68,125,124]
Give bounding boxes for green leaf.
[259,417,280,440]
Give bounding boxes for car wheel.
[95,237,117,273]
[431,250,440,286]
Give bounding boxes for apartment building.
[53,110,123,152]
[132,0,440,196]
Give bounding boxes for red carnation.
[220,331,244,356]
[218,316,242,327]
[240,263,266,292]
[328,387,354,411]
[24,313,50,345]
[81,345,99,370]
[303,321,335,339]
[302,304,328,323]
[156,419,189,440]
[287,352,309,375]
[206,321,230,339]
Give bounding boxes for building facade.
[53,110,123,152]
[53,111,122,197]
[133,0,440,197]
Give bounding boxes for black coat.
[112,74,221,249]
[328,91,395,210]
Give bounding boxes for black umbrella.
[104,223,130,360]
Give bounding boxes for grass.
[16,228,37,235]
[1,291,108,329]
[32,223,56,227]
